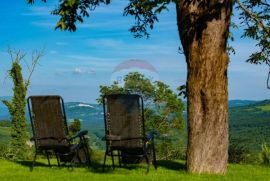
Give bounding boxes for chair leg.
[46,153,51,166]
[111,150,115,170]
[70,151,78,170]
[102,151,107,171]
[144,154,150,173]
[31,152,37,171]
[56,154,60,167]
[152,146,157,170]
[117,150,122,167]
[83,144,91,167]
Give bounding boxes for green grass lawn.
[0,158,270,181]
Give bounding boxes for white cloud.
[74,67,83,74]
[73,67,96,75]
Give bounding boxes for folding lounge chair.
[27,95,91,169]
[102,94,157,172]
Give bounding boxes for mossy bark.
[176,0,233,173]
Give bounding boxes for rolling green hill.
[229,100,270,152]
[0,100,269,152]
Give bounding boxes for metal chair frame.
[102,94,157,172]
[27,95,91,169]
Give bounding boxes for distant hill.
[228,100,258,108]
[229,100,270,152]
[0,98,269,151]
[182,100,258,112]
[0,99,258,121]
[65,102,103,123]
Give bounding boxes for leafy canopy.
[98,72,185,159]
[27,0,270,88]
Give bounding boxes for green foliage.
[27,0,270,88]
[27,0,171,38]
[2,49,42,160]
[98,72,185,159]
[260,143,270,165]
[2,59,29,160]
[68,118,81,136]
[237,0,270,66]
[229,138,258,164]
[236,0,270,88]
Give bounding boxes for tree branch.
[236,0,270,36]
[25,49,44,89]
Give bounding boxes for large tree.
[27,0,270,174]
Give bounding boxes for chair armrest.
[147,130,158,141]
[103,135,145,141]
[69,130,88,141]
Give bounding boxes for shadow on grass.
[156,160,186,171]
[15,159,115,173]
[16,160,51,168]
[15,159,186,173]
[90,159,187,173]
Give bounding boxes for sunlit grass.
[0,157,270,181]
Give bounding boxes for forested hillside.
[0,99,269,152]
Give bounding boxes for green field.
[257,105,270,111]
[0,159,270,181]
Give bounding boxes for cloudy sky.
[0,1,268,103]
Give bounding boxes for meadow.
[1,100,270,180]
[0,158,270,181]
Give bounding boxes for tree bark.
[176,0,232,174]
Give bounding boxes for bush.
[68,118,81,136]
[0,143,8,159]
[98,72,185,160]
[260,143,270,165]
[229,139,258,164]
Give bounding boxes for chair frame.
[27,95,91,169]
[102,94,157,172]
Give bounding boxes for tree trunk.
[176,0,232,174]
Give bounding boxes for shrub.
[69,118,81,136]
[260,143,270,165]
[228,138,258,164]
[98,72,185,160]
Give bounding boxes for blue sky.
[0,1,269,103]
